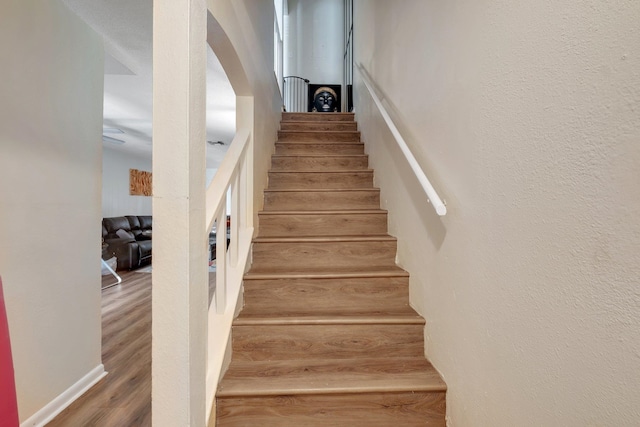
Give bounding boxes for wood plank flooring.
[47,270,216,426]
[48,270,152,427]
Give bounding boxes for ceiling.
[62,0,236,169]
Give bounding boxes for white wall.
[0,0,104,422]
[284,0,344,84]
[354,1,640,426]
[208,0,284,226]
[150,1,281,423]
[102,147,152,217]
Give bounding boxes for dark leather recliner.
[102,216,152,270]
[125,215,152,265]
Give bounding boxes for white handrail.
[355,63,447,216]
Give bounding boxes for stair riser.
[282,112,354,122]
[271,156,369,171]
[217,391,446,427]
[268,172,374,190]
[242,277,409,315]
[278,131,360,142]
[275,143,365,155]
[280,122,358,131]
[258,212,387,237]
[251,240,397,270]
[263,190,380,211]
[232,324,424,361]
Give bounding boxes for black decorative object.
[308,84,341,112]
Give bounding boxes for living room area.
[100,147,227,288]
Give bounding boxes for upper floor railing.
[356,63,447,216]
[204,126,254,414]
[283,75,309,112]
[205,128,252,312]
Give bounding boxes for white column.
[152,0,208,426]
[236,96,254,231]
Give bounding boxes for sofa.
[102,216,152,270]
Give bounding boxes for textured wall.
[354,0,640,425]
[0,0,103,421]
[102,148,152,217]
[208,0,284,226]
[284,0,344,84]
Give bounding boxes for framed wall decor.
[130,169,152,196]
[308,84,342,112]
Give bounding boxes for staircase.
[216,113,446,426]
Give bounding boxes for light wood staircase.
[216,112,446,426]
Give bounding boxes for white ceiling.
[62,0,236,168]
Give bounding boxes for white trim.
[205,129,251,233]
[20,364,107,427]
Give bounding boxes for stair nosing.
[280,119,356,121]
[276,143,363,146]
[233,315,425,326]
[269,169,373,174]
[217,357,446,398]
[243,269,409,280]
[282,112,354,115]
[252,235,395,243]
[263,188,379,193]
[217,383,447,398]
[258,209,387,215]
[271,154,367,158]
[279,130,360,133]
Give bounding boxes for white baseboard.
[20,364,107,427]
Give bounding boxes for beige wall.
[284,0,344,84]
[208,0,282,229]
[0,0,104,422]
[354,1,640,425]
[102,148,152,217]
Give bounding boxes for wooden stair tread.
[258,209,386,215]
[279,130,358,134]
[275,141,364,145]
[270,155,370,172]
[264,187,379,193]
[278,132,360,143]
[252,235,395,243]
[283,112,355,116]
[280,120,356,125]
[281,123,358,130]
[218,357,446,397]
[238,308,418,319]
[266,188,378,193]
[257,210,388,237]
[279,131,359,136]
[234,314,424,326]
[269,169,373,174]
[282,112,355,121]
[242,276,411,316]
[244,266,409,280]
[262,188,381,210]
[272,154,366,158]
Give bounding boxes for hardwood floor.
[47,269,216,426]
[48,270,152,426]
